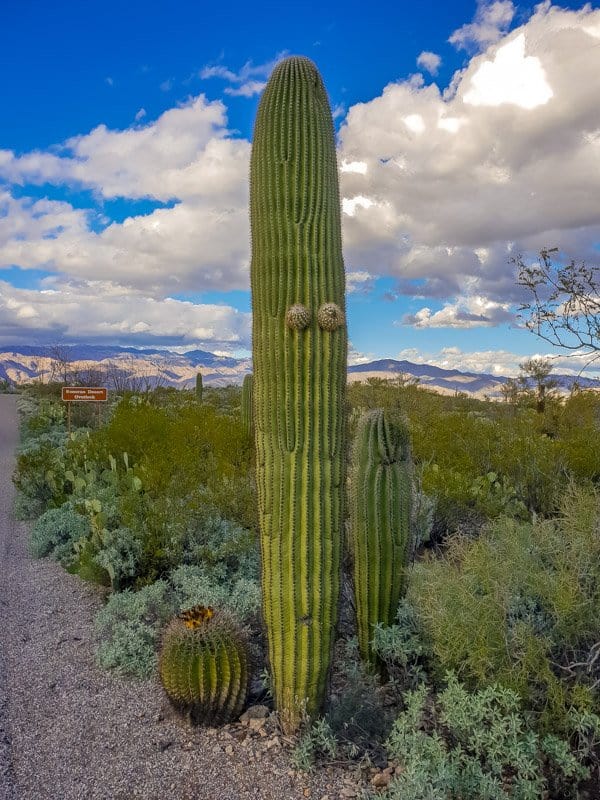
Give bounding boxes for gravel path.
[0,395,361,800]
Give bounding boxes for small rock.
[264,736,279,750]
[303,789,311,798]
[248,717,266,732]
[225,744,234,756]
[339,789,358,798]
[239,704,270,724]
[371,772,391,788]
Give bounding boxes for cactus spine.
[241,374,253,438]
[351,409,413,666]
[159,606,249,726]
[250,56,347,732]
[195,372,203,402]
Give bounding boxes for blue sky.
[1,0,599,376]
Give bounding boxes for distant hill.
[347,358,600,397]
[1,345,598,398]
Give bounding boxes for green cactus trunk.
[351,409,413,666]
[195,372,203,402]
[241,374,253,438]
[250,56,347,733]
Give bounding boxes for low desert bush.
[29,503,90,563]
[409,485,600,732]
[382,674,596,800]
[94,563,261,678]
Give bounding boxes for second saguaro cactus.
[195,372,203,402]
[250,56,347,732]
[351,409,413,666]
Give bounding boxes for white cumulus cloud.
[449,0,516,51]
[396,346,600,378]
[417,51,442,75]
[200,54,286,98]
[0,97,251,296]
[400,295,513,328]
[0,279,251,350]
[339,3,600,309]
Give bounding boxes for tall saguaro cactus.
[351,409,413,666]
[250,56,347,732]
[195,372,203,403]
[241,374,253,438]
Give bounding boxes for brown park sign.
[62,387,108,402]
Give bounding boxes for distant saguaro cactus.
[241,374,253,438]
[195,372,203,402]
[250,56,347,732]
[351,409,413,666]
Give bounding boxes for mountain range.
[1,345,598,399]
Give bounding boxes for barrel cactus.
[241,374,253,438]
[195,372,203,402]
[250,56,347,732]
[351,409,413,666]
[158,605,249,726]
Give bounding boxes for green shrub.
[372,600,431,688]
[117,493,258,587]
[347,381,600,537]
[92,527,143,590]
[169,564,261,621]
[325,638,394,758]
[19,398,65,442]
[383,674,590,800]
[29,503,90,562]
[95,580,173,677]
[13,430,68,516]
[94,563,261,679]
[291,718,339,772]
[409,486,600,731]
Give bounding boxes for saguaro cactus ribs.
[351,409,413,666]
[250,55,347,732]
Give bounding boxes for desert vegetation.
[12,373,600,797]
[9,55,600,799]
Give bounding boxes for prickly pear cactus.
[241,374,253,438]
[351,409,413,666]
[158,605,249,726]
[250,56,347,732]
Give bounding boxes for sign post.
[61,387,108,432]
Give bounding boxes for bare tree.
[46,343,77,384]
[514,248,600,366]
[499,377,522,404]
[104,355,169,393]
